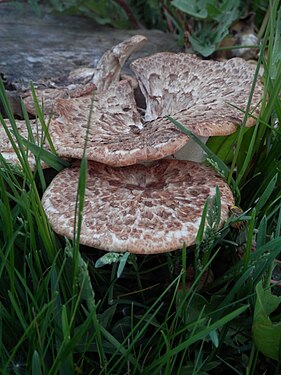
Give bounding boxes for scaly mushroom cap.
[131,53,264,136]
[49,51,264,166]
[50,79,188,166]
[0,119,49,169]
[41,159,234,254]
[45,37,191,166]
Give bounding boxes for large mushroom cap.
[50,79,188,166]
[42,159,234,254]
[131,53,264,136]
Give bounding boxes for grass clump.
[0,0,281,374]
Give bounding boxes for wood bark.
[0,3,179,91]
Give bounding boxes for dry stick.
[163,5,174,33]
[114,0,141,29]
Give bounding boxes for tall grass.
[0,0,281,373]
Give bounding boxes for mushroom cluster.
[1,35,264,254]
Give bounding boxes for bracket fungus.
[50,79,189,166]
[47,45,263,166]
[131,53,263,133]
[8,35,262,253]
[42,160,234,254]
[47,35,189,166]
[130,52,264,161]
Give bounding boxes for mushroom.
[92,34,147,91]
[50,79,189,166]
[0,119,49,169]
[130,52,264,161]
[40,38,263,254]
[41,159,234,254]
[49,51,263,166]
[44,38,191,166]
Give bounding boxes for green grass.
[0,0,281,373]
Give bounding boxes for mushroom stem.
[174,136,209,163]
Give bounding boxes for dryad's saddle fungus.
[92,35,147,91]
[50,79,189,166]
[48,35,189,166]
[41,160,235,254]
[130,52,264,136]
[48,46,263,166]
[1,35,262,253]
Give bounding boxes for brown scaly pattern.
[41,159,234,254]
[49,53,263,167]
[49,80,189,166]
[131,53,264,136]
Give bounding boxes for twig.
[163,5,174,33]
[113,0,141,29]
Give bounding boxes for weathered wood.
[0,3,179,91]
